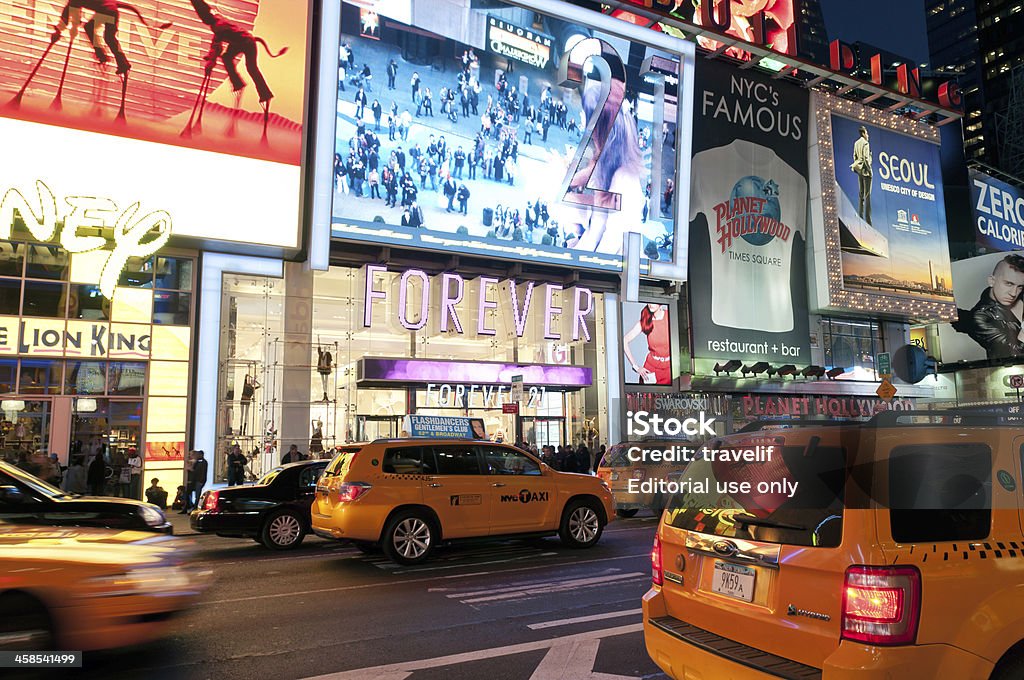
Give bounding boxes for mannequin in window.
[240,374,259,435]
[310,419,324,457]
[316,346,333,401]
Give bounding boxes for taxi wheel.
[261,510,307,550]
[382,510,436,565]
[0,593,54,651]
[616,508,639,518]
[559,499,604,549]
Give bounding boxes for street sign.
[876,352,892,379]
[876,378,897,402]
[1010,375,1024,389]
[510,375,524,403]
[502,403,519,414]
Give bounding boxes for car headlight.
[138,505,167,527]
[84,566,195,597]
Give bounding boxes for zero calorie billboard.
[970,168,1024,252]
[329,0,681,273]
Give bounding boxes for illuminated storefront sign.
[0,180,171,298]
[0,317,153,359]
[362,265,595,342]
[486,16,553,69]
[741,394,914,418]
[358,358,593,388]
[425,383,546,408]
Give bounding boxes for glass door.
[521,417,564,449]
[357,416,403,442]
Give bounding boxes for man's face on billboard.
[988,261,1024,306]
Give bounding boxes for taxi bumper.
[642,588,993,680]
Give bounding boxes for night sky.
[820,0,930,65]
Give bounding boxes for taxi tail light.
[651,534,663,586]
[202,490,220,511]
[841,565,920,646]
[336,482,372,503]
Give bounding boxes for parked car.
[312,439,615,565]
[0,521,210,651]
[190,459,328,549]
[0,460,171,533]
[644,411,1024,679]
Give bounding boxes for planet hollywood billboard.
[687,57,811,365]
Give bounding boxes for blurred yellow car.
[0,523,211,651]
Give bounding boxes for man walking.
[387,58,398,90]
[851,125,872,225]
[457,183,470,216]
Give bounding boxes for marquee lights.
[0,180,172,299]
[813,93,955,322]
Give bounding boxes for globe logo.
[730,176,781,246]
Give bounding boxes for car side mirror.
[0,485,27,504]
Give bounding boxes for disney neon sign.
[0,180,172,299]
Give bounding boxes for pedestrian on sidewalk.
[127,447,143,499]
[87,447,106,496]
[387,58,398,89]
[192,451,208,509]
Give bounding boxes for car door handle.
[491,482,506,487]
[428,483,443,488]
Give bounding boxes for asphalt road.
[66,514,667,680]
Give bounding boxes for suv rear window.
[665,437,847,548]
[889,444,991,543]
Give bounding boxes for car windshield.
[600,445,634,468]
[663,433,848,548]
[1,463,66,499]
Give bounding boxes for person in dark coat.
[87,449,107,496]
[191,451,208,511]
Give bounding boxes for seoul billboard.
[812,93,955,321]
[328,0,682,274]
[0,0,311,251]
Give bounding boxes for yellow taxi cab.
[0,522,210,651]
[312,439,615,564]
[597,439,691,517]
[644,411,1024,679]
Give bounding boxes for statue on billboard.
[12,0,171,119]
[184,0,289,141]
[850,125,873,226]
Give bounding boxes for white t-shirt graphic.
[690,139,807,332]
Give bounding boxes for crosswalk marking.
[298,623,644,680]
[450,573,647,604]
[527,608,643,630]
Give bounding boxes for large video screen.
[829,115,952,303]
[330,1,680,272]
[622,301,673,385]
[0,0,310,249]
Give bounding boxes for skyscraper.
[926,0,1024,174]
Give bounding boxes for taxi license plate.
[711,561,755,602]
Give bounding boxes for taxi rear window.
[665,438,848,548]
[324,447,362,477]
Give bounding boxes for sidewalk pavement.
[168,510,199,536]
